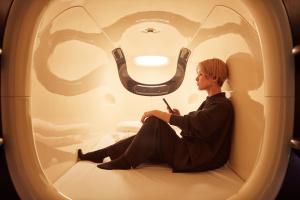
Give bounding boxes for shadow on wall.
[185,6,265,180]
[33,9,200,96]
[32,5,265,182]
[33,7,262,97]
[33,22,114,96]
[188,19,261,56]
[32,118,100,182]
[32,118,141,182]
[227,52,265,180]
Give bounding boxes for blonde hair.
[198,58,229,86]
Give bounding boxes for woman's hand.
[167,108,180,116]
[140,110,171,123]
[141,110,155,123]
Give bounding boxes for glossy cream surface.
[0,1,294,200]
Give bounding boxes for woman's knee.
[144,116,160,124]
[144,116,172,132]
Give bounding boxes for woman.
[77,58,234,172]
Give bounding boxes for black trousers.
[85,117,181,168]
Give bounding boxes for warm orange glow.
[134,56,169,67]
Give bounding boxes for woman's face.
[195,66,213,90]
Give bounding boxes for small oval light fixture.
[142,27,159,33]
[134,56,169,67]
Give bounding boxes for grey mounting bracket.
[112,47,191,96]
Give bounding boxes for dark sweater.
[169,92,234,172]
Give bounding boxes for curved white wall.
[0,0,294,200]
[1,1,70,199]
[228,1,294,199]
[31,2,265,183]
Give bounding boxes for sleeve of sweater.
[169,101,231,139]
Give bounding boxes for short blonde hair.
[198,58,229,86]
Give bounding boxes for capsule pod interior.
[0,0,294,199]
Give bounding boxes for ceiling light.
[142,27,159,33]
[134,56,169,67]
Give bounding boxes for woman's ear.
[212,77,219,84]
